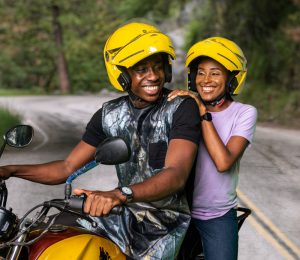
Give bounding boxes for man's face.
[127,54,165,107]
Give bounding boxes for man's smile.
[143,85,160,95]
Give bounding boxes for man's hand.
[0,166,12,180]
[73,188,125,217]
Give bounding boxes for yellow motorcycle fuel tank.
[37,233,126,260]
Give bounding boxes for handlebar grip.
[68,195,123,215]
[68,194,86,212]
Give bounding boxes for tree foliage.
[0,0,121,93]
[0,0,299,96]
[0,0,186,94]
[115,0,184,24]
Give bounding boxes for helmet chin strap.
[127,89,144,103]
[127,88,164,108]
[203,92,227,107]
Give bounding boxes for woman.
[168,37,257,260]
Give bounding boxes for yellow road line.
[247,215,294,259]
[237,189,300,258]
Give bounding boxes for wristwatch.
[118,186,133,203]
[200,112,212,121]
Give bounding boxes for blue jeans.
[192,208,238,260]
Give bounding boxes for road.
[0,95,299,260]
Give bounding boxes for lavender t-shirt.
[192,102,257,220]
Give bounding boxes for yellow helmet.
[104,22,176,91]
[186,37,247,95]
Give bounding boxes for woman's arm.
[168,90,251,172]
[200,121,249,172]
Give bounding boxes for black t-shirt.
[82,97,201,147]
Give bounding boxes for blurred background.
[0,0,299,130]
[1,1,300,259]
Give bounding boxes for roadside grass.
[0,108,21,140]
[237,82,300,129]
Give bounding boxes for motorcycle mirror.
[4,125,34,148]
[95,137,131,165]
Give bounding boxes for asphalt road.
[0,94,299,260]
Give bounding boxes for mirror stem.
[0,181,8,207]
[64,160,99,199]
[65,183,72,200]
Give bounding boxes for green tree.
[115,0,184,24]
[52,4,71,94]
[0,1,56,92]
[0,0,121,93]
[0,0,191,94]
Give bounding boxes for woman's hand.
[167,89,206,115]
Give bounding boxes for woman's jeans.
[192,208,238,260]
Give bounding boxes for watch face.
[202,112,212,121]
[122,187,133,196]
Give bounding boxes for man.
[0,22,200,259]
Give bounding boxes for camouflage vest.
[80,89,191,259]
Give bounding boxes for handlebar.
[0,195,124,248]
[44,195,124,216]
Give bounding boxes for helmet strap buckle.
[204,92,227,107]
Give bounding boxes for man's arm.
[0,141,96,184]
[75,139,198,216]
[74,97,200,216]
[130,138,198,201]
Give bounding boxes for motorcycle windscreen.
[37,234,126,260]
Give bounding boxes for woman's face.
[195,58,228,103]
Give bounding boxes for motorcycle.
[0,125,251,260]
[0,125,131,260]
